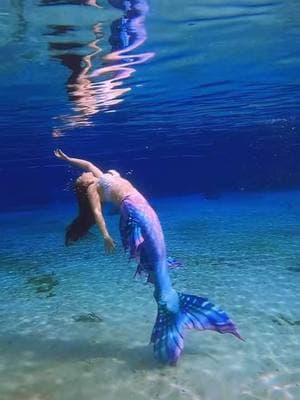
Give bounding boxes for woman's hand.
[104,235,116,255]
[54,149,70,161]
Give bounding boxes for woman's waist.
[115,190,145,207]
[119,189,147,205]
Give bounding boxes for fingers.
[105,248,114,255]
[107,245,116,254]
[104,241,116,255]
[54,148,62,158]
[53,148,68,160]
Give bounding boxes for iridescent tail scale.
[151,292,243,365]
[119,193,242,365]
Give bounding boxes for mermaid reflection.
[90,0,154,80]
[55,149,242,365]
[40,0,99,6]
[45,0,154,134]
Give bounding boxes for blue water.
[1,191,300,399]
[1,0,300,399]
[0,0,299,209]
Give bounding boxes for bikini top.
[98,170,120,202]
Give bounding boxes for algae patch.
[27,273,59,297]
[72,313,103,323]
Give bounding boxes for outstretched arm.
[87,183,116,254]
[54,149,103,178]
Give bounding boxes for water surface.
[0,0,299,208]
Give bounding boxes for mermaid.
[54,149,242,364]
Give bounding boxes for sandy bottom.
[0,191,299,400]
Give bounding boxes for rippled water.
[0,2,300,399]
[0,0,299,208]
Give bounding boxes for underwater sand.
[0,191,299,400]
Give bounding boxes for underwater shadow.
[0,333,161,370]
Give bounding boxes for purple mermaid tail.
[120,193,183,283]
[151,293,243,365]
[119,192,242,364]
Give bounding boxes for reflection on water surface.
[0,0,299,206]
[41,0,154,133]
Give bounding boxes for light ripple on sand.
[0,191,300,399]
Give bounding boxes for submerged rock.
[27,273,59,295]
[72,312,103,323]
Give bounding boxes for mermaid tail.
[151,292,243,365]
[119,194,241,365]
[119,195,182,282]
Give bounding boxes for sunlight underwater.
[0,192,300,399]
[0,0,300,399]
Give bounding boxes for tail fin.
[150,292,242,365]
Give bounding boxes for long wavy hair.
[65,179,96,245]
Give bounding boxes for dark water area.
[0,0,300,210]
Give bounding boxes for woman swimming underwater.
[54,149,242,365]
